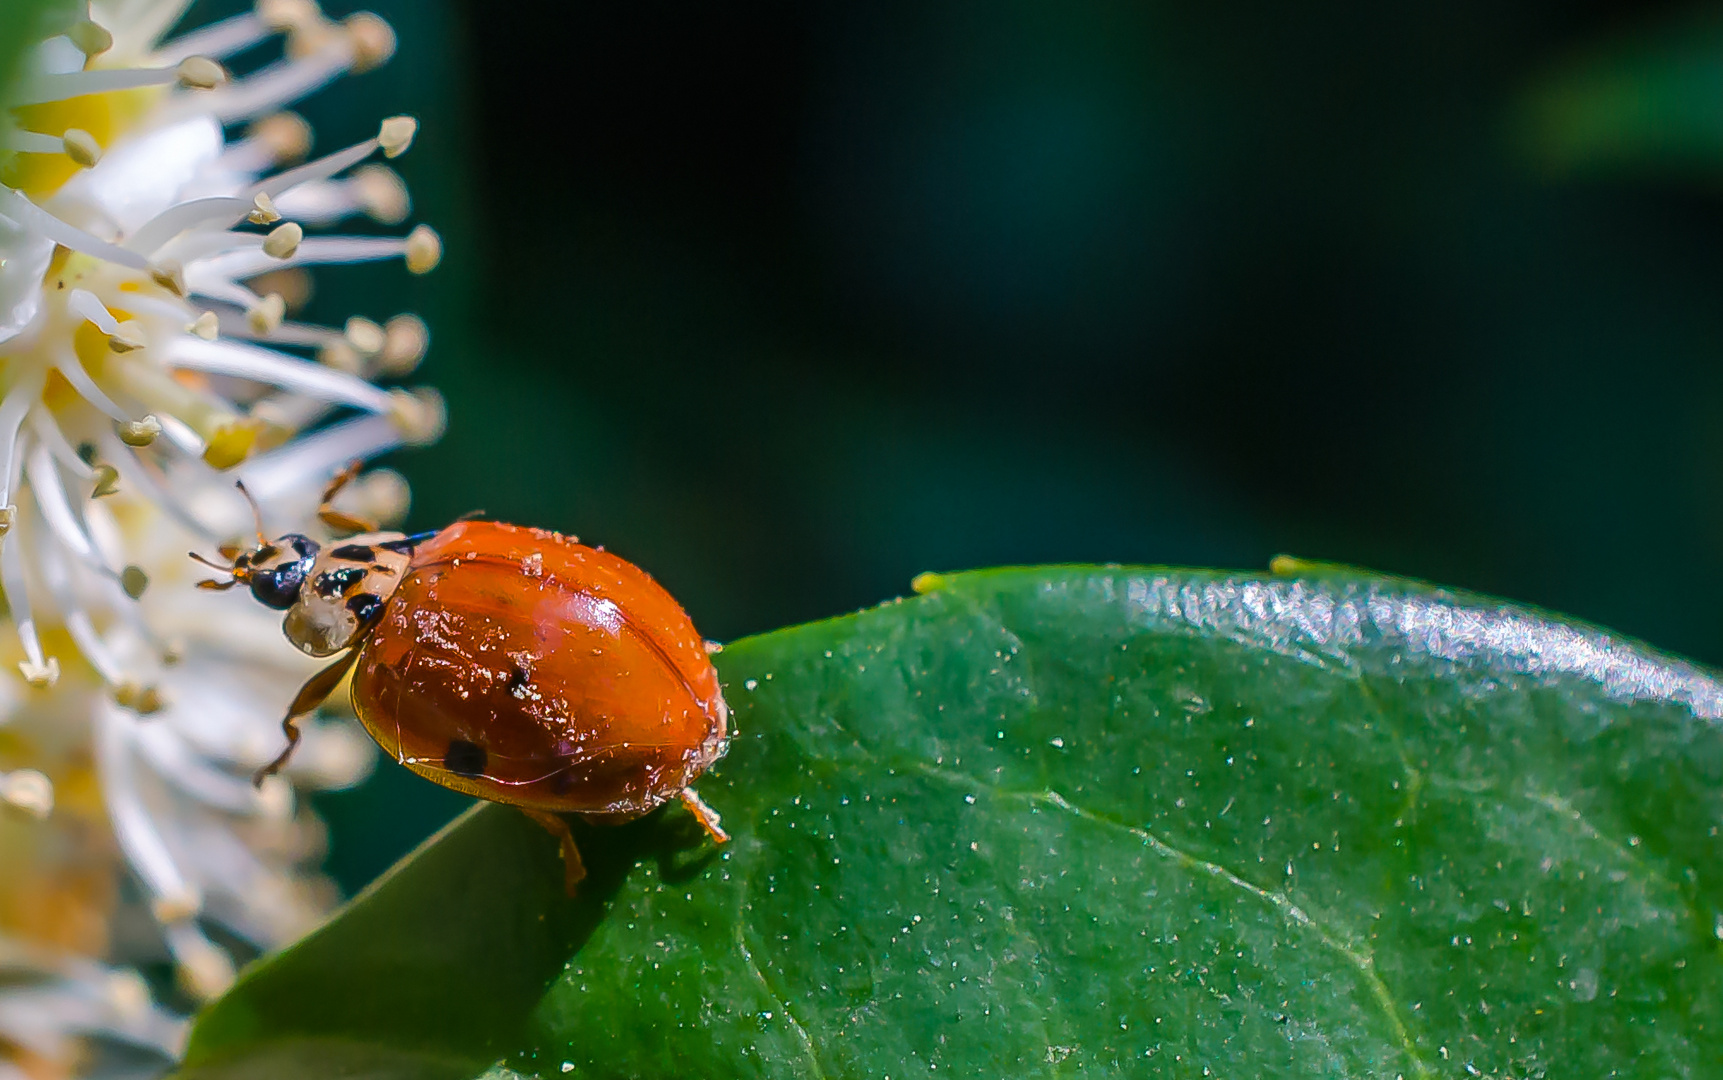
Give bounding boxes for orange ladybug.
[192,465,729,892]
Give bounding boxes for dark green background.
[176,0,1723,893]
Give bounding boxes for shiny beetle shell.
[349,521,729,818]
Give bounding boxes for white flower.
[0,2,446,1074]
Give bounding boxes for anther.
[354,164,409,223]
[150,889,202,925]
[249,267,312,312]
[174,932,235,1003]
[114,680,165,713]
[262,221,303,259]
[346,467,411,526]
[285,15,341,61]
[318,338,362,373]
[0,769,53,821]
[0,506,17,535]
[18,657,60,689]
[248,292,287,334]
[404,224,441,274]
[380,313,429,374]
[117,415,162,446]
[189,311,220,340]
[257,0,320,31]
[249,192,282,225]
[387,387,447,444]
[150,261,187,296]
[66,19,114,57]
[344,316,385,356]
[108,328,146,353]
[105,972,151,1023]
[121,565,150,600]
[177,56,228,90]
[346,13,397,73]
[203,419,263,469]
[61,128,101,167]
[250,112,312,164]
[92,464,120,498]
[378,115,418,158]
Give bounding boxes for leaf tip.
[910,571,947,595]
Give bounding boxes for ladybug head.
[192,533,321,610]
[188,481,320,610]
[231,534,321,609]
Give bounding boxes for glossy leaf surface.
[178,565,1723,1078]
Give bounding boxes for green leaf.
[0,0,70,110]
[178,565,1723,1078]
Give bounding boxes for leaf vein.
[912,762,1436,1080]
[1425,776,1685,899]
[732,879,829,1080]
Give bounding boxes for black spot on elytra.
[346,593,384,623]
[443,739,487,777]
[314,566,367,599]
[505,663,530,694]
[330,543,375,561]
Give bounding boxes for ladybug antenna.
[234,480,267,544]
[188,550,241,589]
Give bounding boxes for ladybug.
[191,464,730,892]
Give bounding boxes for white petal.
[167,337,393,412]
[240,413,404,503]
[153,11,269,64]
[54,116,223,233]
[0,189,148,271]
[0,219,54,346]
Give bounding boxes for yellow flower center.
[4,84,160,198]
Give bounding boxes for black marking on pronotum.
[346,593,384,623]
[505,663,530,695]
[314,566,367,599]
[330,543,376,562]
[443,739,487,777]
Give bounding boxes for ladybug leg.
[252,649,361,787]
[521,808,587,896]
[317,460,377,535]
[679,787,729,844]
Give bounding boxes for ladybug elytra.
[193,465,730,892]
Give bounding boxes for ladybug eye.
[249,566,306,610]
[248,534,319,610]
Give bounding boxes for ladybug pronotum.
[193,465,730,892]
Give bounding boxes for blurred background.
[187,0,1723,891]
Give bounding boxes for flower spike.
[0,3,444,1071]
